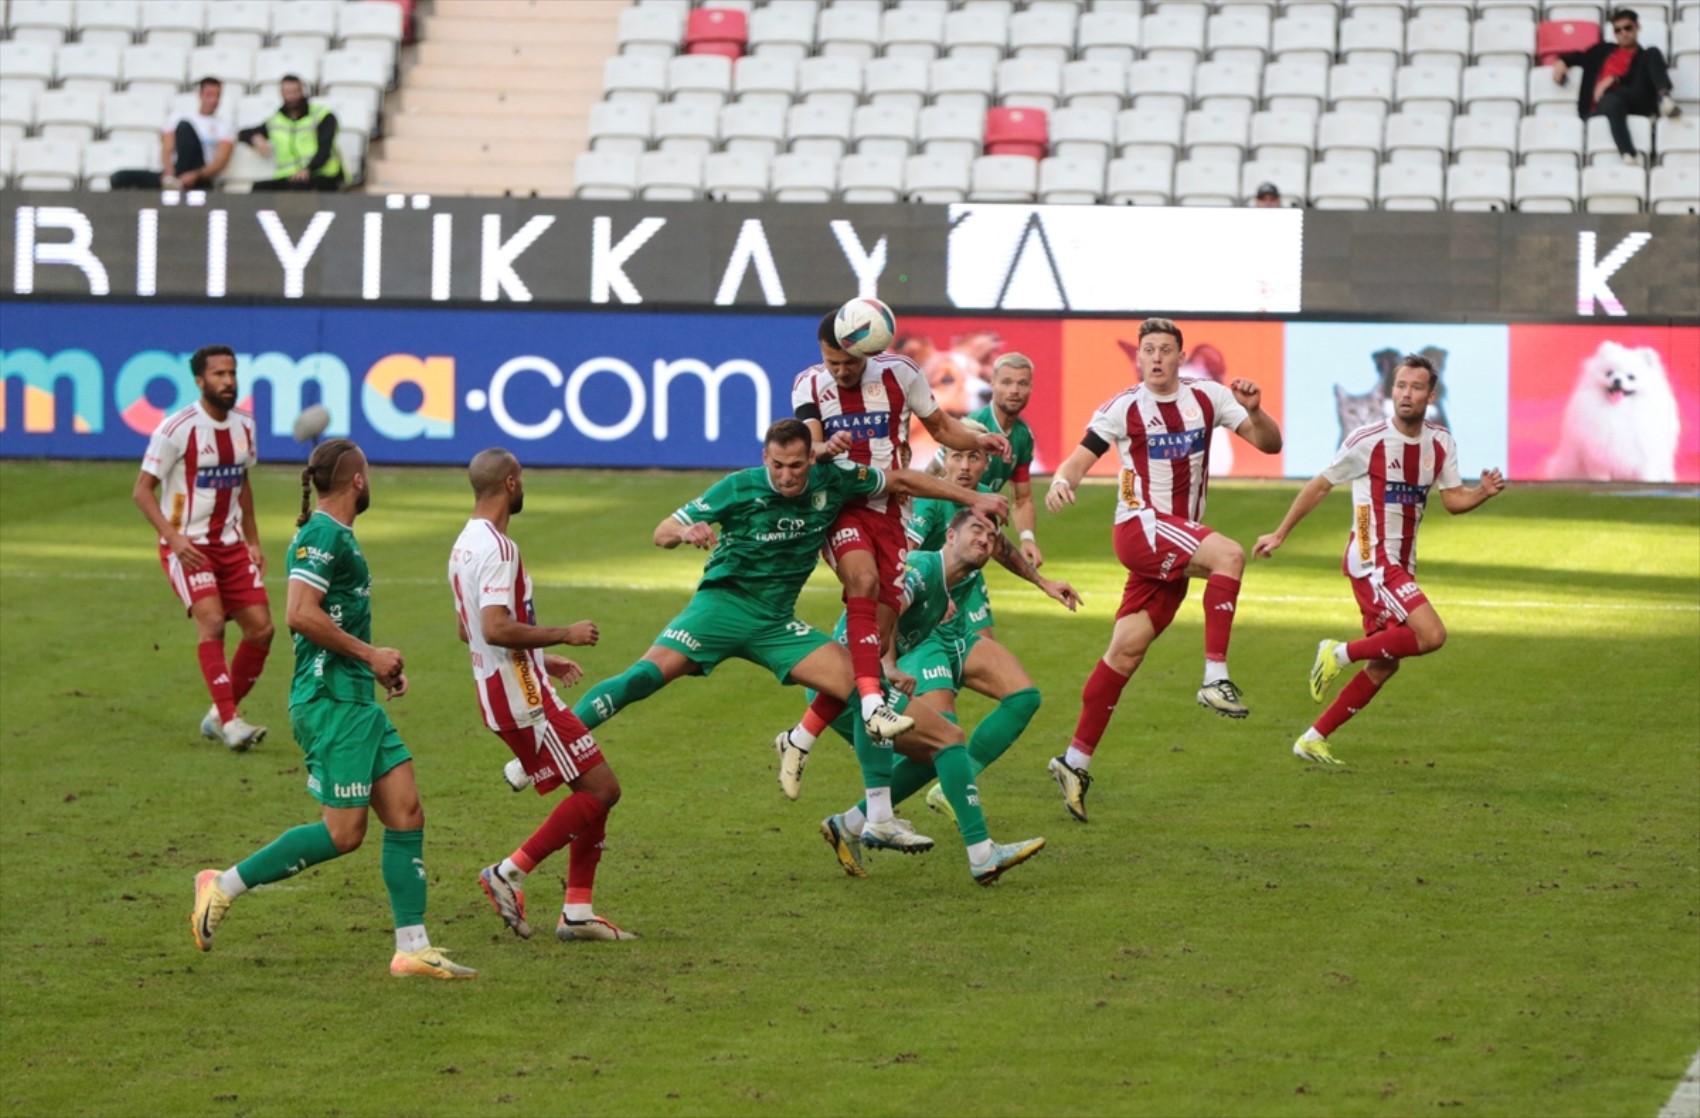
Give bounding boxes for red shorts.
[823,505,909,613]
[1349,564,1430,636]
[160,541,269,617]
[495,706,604,796]
[1112,513,1215,637]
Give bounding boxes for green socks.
[851,706,895,792]
[967,688,1041,775]
[935,744,989,847]
[573,659,665,728]
[234,821,340,888]
[381,828,428,930]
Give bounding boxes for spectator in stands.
[239,75,344,192]
[1252,182,1283,208]
[111,77,234,191]
[1552,8,1681,164]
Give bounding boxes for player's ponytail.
[297,438,358,527]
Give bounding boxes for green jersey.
[673,460,885,616]
[285,510,375,706]
[894,549,973,657]
[907,492,990,624]
[967,404,1035,494]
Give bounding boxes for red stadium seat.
[984,106,1048,159]
[686,8,749,59]
[1537,19,1601,65]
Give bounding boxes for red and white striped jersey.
[792,352,938,516]
[448,518,568,733]
[140,402,258,547]
[1085,378,1249,526]
[1322,421,1463,578]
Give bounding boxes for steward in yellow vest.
[239,75,345,192]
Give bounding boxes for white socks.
[860,693,884,721]
[1203,659,1230,685]
[497,858,526,886]
[788,724,817,752]
[865,787,894,825]
[563,903,593,921]
[1064,746,1092,771]
[1334,643,1351,668]
[967,840,993,865]
[395,924,429,953]
[842,805,867,835]
[1301,728,1325,743]
[216,867,248,898]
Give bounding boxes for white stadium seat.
[574,150,638,200]
[668,54,734,108]
[1529,67,1580,117]
[1241,158,1308,204]
[1209,8,1273,67]
[603,54,668,108]
[205,0,271,53]
[1142,7,1209,65]
[1117,106,1184,160]
[102,87,170,142]
[1406,15,1473,68]
[1447,161,1513,209]
[1582,162,1648,211]
[798,55,861,113]
[733,55,797,111]
[1184,107,1251,162]
[122,43,189,98]
[619,4,684,58]
[817,6,880,64]
[1473,17,1537,67]
[720,100,786,158]
[1519,115,1586,167]
[703,151,769,201]
[944,6,1009,66]
[1174,156,1242,205]
[273,0,342,53]
[1050,105,1117,161]
[254,48,324,93]
[787,100,854,158]
[589,101,652,156]
[140,0,205,53]
[189,46,257,94]
[1453,113,1519,166]
[74,0,142,48]
[1649,163,1700,213]
[1272,12,1339,68]
[1587,114,1654,165]
[748,3,816,62]
[638,149,704,201]
[1385,110,1454,164]
[82,135,156,190]
[970,152,1039,201]
[929,56,996,114]
[1251,110,1319,166]
[13,136,82,189]
[1310,159,1378,208]
[1062,59,1127,115]
[1079,10,1141,64]
[1039,154,1106,203]
[1010,5,1079,66]
[905,152,971,202]
[1264,59,1331,115]
[8,0,75,45]
[338,2,407,69]
[654,100,719,158]
[55,43,125,95]
[1128,58,1195,116]
[1395,63,1463,117]
[996,57,1064,111]
[919,102,985,161]
[1339,12,1404,69]
[0,41,57,96]
[1194,61,1262,116]
[770,151,837,201]
[1380,160,1447,208]
[865,57,930,112]
[1330,62,1397,118]
[852,102,919,159]
[35,88,103,144]
[840,153,905,203]
[1107,154,1175,204]
[1462,65,1528,116]
[1514,162,1581,210]
[1657,116,1700,164]
[881,6,945,62]
[1318,111,1386,165]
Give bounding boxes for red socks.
[845,596,883,701]
[230,640,269,704]
[1314,670,1385,738]
[1070,659,1131,754]
[565,817,607,909]
[197,640,237,723]
[1346,626,1422,664]
[519,790,610,868]
[1202,573,1240,664]
[802,693,845,738]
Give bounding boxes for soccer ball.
[834,297,896,357]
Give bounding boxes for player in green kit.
[958,353,1043,568]
[571,419,1047,886]
[190,439,475,979]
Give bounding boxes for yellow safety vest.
[266,102,343,180]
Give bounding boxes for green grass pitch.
[1,460,1695,1117]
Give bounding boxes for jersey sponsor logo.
[831,526,862,548]
[1395,580,1422,601]
[663,626,701,651]
[1159,551,1180,578]
[1119,469,1140,510]
[1385,480,1430,506]
[510,649,543,709]
[188,570,217,589]
[333,780,372,800]
[1147,429,1206,460]
[195,462,245,490]
[822,412,888,441]
[921,665,953,682]
[811,491,828,510]
[296,545,336,564]
[170,492,185,531]
[565,733,597,760]
[776,517,806,531]
[1355,504,1372,562]
[969,605,989,622]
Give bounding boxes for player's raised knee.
[326,815,368,853]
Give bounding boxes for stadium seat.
[1536,18,1601,63]
[190,46,258,94]
[1116,106,1184,159]
[919,102,985,160]
[1519,114,1585,166]
[1460,65,1526,117]
[1396,63,1463,117]
[1062,60,1127,115]
[55,43,125,95]
[852,102,918,159]
[1010,5,1079,66]
[970,153,1039,201]
[864,57,929,112]
[13,136,81,189]
[787,100,853,158]
[8,0,74,45]
[1447,161,1513,209]
[881,6,945,61]
[1454,113,1520,165]
[1673,64,1700,117]
[1272,11,1339,68]
[1128,58,1196,116]
[1251,109,1319,166]
[703,150,767,201]
[1106,154,1175,204]
[320,50,387,122]
[1174,156,1241,205]
[1194,61,1262,116]
[797,56,861,112]
[74,0,142,49]
[1649,162,1700,212]
[140,0,204,53]
[0,84,36,133]
[35,88,103,144]
[1515,162,1581,209]
[1587,114,1653,165]
[1318,111,1386,164]
[1474,17,1538,67]
[1310,159,1378,208]
[338,3,407,70]
[102,87,170,142]
[768,151,834,200]
[996,58,1064,111]
[254,48,323,93]
[82,135,155,190]
[1331,62,1397,118]
[1582,162,1648,210]
[654,100,720,158]
[817,6,879,63]
[1676,9,1700,66]
[604,55,669,108]
[720,100,785,157]
[904,152,971,202]
[1078,10,1141,64]
[1546,4,1610,25]
[1241,158,1308,204]
[1038,154,1106,203]
[1529,66,1580,115]
[317,91,375,144]
[733,55,796,111]
[930,56,997,114]
[669,54,735,108]
[206,0,271,53]
[1478,0,1542,19]
[272,0,341,54]
[122,44,189,98]
[589,101,653,156]
[1407,15,1473,68]
[685,8,749,59]
[0,41,57,97]
[620,5,685,57]
[1208,8,1272,68]
[748,3,815,61]
[840,153,905,202]
[944,6,1010,66]
[985,106,1048,158]
[1050,105,1117,160]
[638,149,704,200]
[574,150,639,200]
[1340,12,1404,69]
[1264,59,1331,115]
[1143,7,1209,65]
[1411,0,1478,18]
[1184,107,1251,162]
[1656,116,1700,165]
[1379,159,1447,208]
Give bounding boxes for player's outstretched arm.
[1045,445,1101,513]
[1230,378,1284,454]
[923,408,1011,459]
[285,577,403,685]
[1440,469,1506,514]
[1253,474,1335,558]
[1010,479,1042,568]
[988,530,1077,610]
[654,516,718,551]
[886,468,1009,522]
[479,604,598,651]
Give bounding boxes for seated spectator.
[1551,8,1680,163]
[1252,181,1283,208]
[238,75,344,192]
[110,77,234,191]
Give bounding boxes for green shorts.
[290,700,411,808]
[905,631,966,698]
[653,587,831,683]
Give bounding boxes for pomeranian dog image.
[1546,341,1680,482]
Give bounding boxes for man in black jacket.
[1552,9,1680,162]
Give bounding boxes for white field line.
[4,569,1697,612]
[1660,1051,1700,1118]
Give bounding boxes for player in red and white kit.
[449,448,635,942]
[787,310,1009,744]
[1254,354,1505,765]
[133,345,273,751]
[1043,318,1284,822]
